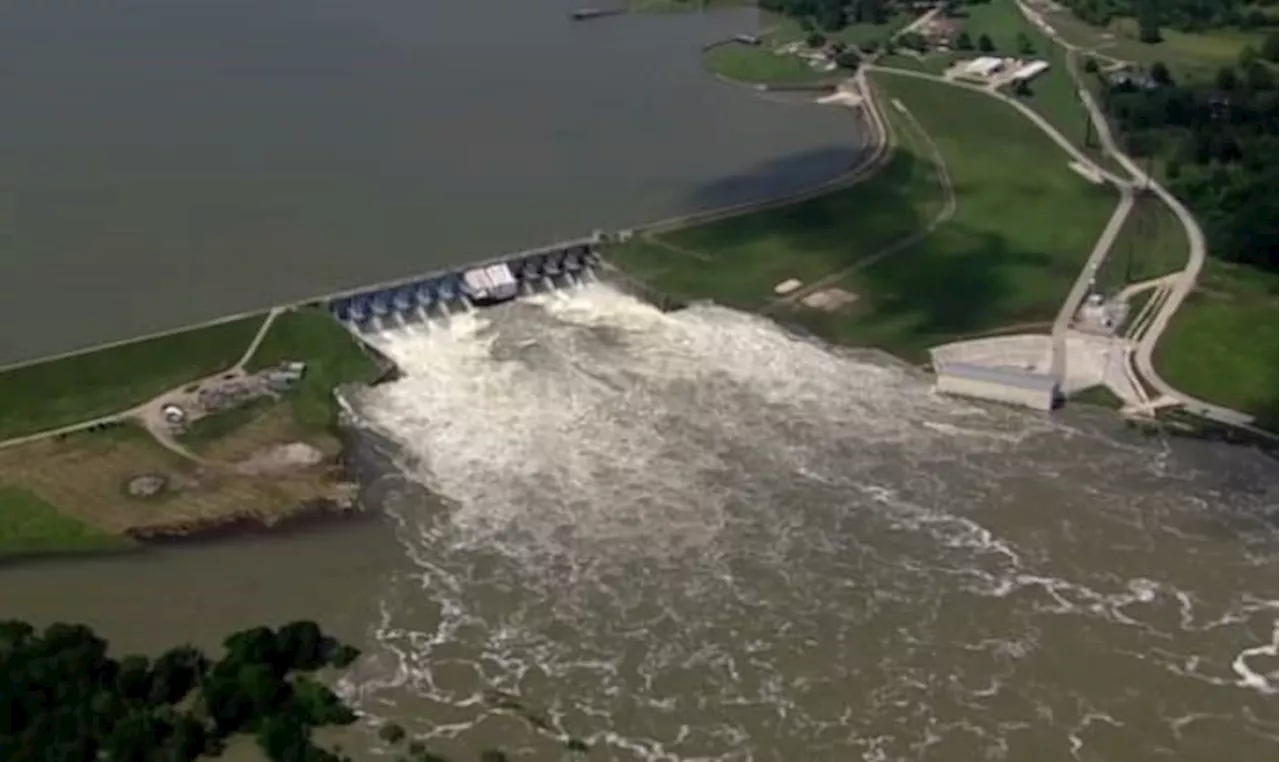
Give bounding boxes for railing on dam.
[326,240,602,332]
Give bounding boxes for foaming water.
[338,284,1276,762]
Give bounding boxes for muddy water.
[3,286,1276,762]
[0,0,857,364]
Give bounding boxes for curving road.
[1013,0,1255,427]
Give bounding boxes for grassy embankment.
[611,71,1117,361]
[0,316,264,442]
[1093,193,1189,290]
[703,14,912,85]
[882,0,1122,175]
[0,307,379,559]
[1155,261,1278,432]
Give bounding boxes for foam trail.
[338,283,1277,762]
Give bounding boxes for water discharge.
[340,284,1276,762]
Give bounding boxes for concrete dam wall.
[326,240,603,334]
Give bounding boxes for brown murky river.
[4,286,1275,761]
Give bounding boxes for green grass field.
[245,308,381,431]
[1095,193,1190,291]
[953,0,1123,174]
[0,316,266,442]
[611,73,1118,361]
[1035,6,1266,76]
[782,72,1117,358]
[1155,261,1278,430]
[610,88,945,310]
[0,486,125,558]
[702,13,914,85]
[703,40,832,84]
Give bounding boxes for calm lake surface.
[0,0,856,364]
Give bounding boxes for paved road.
[1048,188,1135,380]
[1014,0,1256,427]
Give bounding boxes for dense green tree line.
[1062,0,1277,32]
[1,619,361,762]
[1,620,588,762]
[1098,52,1277,271]
[759,0,894,31]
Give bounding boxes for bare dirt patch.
[0,415,353,539]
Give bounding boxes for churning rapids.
[336,283,1276,762]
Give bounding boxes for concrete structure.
[326,240,601,335]
[1010,60,1050,83]
[933,361,1059,411]
[964,56,1005,79]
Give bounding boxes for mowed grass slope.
[0,486,126,558]
[785,72,1116,357]
[609,90,946,307]
[611,73,1118,361]
[0,316,265,441]
[245,308,381,431]
[1156,261,1278,430]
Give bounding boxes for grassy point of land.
[0,486,127,558]
[0,315,266,442]
[702,13,912,85]
[245,307,382,431]
[1155,261,1278,430]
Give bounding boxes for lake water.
[4,284,1275,762]
[0,0,857,364]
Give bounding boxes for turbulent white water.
[337,284,1277,762]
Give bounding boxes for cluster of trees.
[2,619,359,762]
[1,619,588,762]
[1096,51,1277,271]
[759,0,894,32]
[1063,0,1278,34]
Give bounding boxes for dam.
[324,238,604,335]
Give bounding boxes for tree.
[1149,61,1171,85]
[1083,56,1099,73]
[1137,17,1162,43]
[977,33,996,52]
[1013,78,1033,96]
[955,30,974,50]
[806,31,827,49]
[835,50,862,70]
[1263,30,1278,61]
[0,619,374,762]
[1015,31,1035,54]
[1215,65,1238,91]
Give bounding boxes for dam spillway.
[325,240,602,335]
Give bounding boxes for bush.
[806,31,827,48]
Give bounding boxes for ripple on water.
[333,284,1276,762]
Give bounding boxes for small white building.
[1011,60,1050,82]
[964,56,1005,79]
